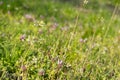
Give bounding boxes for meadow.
[0,0,120,80]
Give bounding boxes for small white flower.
[84,0,88,4]
[58,60,63,68]
[20,34,26,41]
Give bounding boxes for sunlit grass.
[0,0,120,80]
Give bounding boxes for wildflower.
[38,29,43,34]
[80,38,84,43]
[32,57,37,63]
[57,60,63,68]
[49,23,58,33]
[20,34,26,41]
[61,26,69,31]
[80,38,87,43]
[24,14,35,22]
[39,21,45,27]
[83,0,88,4]
[38,69,45,76]
[84,38,87,42]
[51,23,58,29]
[21,65,27,72]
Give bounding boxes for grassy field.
[0,0,120,80]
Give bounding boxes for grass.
[0,0,120,80]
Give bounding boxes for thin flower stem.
[104,3,118,38]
